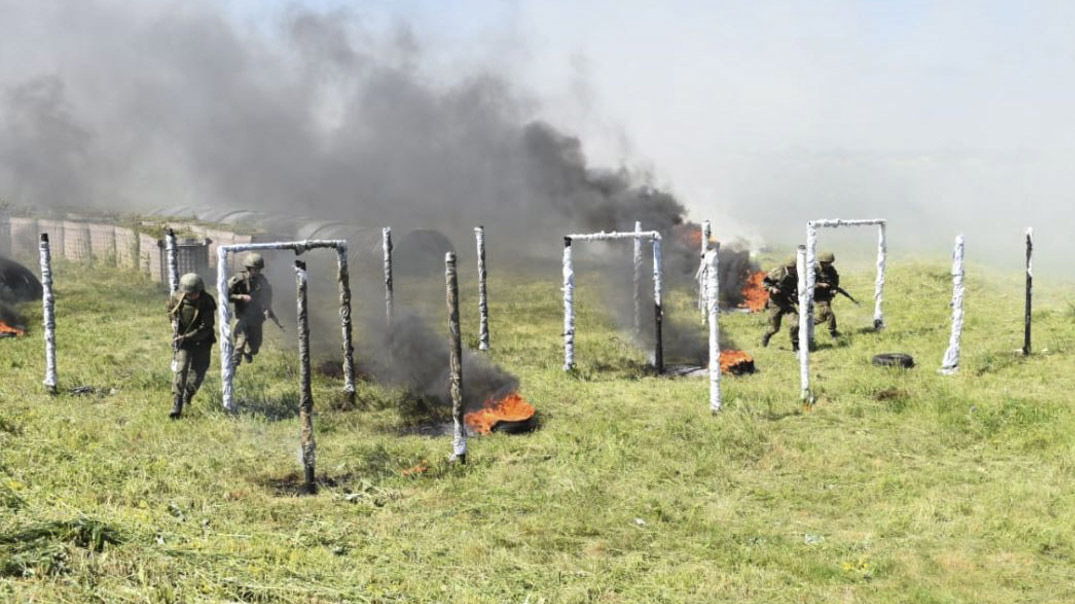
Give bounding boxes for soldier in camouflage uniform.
[227,252,273,370]
[761,255,800,350]
[168,273,217,419]
[813,251,840,339]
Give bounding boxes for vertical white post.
[1023,228,1033,356]
[295,259,316,492]
[335,245,356,400]
[165,228,179,296]
[563,237,575,371]
[652,236,664,372]
[445,252,467,464]
[382,227,393,327]
[475,226,489,351]
[217,245,236,411]
[874,222,887,329]
[706,246,722,413]
[39,234,57,393]
[796,245,813,405]
[804,223,818,349]
[632,221,643,335]
[699,220,712,323]
[940,235,966,375]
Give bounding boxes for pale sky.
[221,0,1075,265]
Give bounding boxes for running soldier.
[227,252,273,370]
[761,255,800,351]
[813,251,840,339]
[168,273,216,419]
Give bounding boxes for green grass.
[2,257,1075,602]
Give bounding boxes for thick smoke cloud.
[0,1,751,396]
[0,2,691,249]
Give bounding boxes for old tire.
[872,353,915,368]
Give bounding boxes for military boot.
[169,394,183,419]
[761,333,772,347]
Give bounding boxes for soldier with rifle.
[227,252,279,371]
[167,273,217,419]
[813,250,847,339]
[761,255,800,351]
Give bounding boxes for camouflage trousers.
[231,318,264,368]
[814,299,838,336]
[765,304,800,348]
[173,342,212,403]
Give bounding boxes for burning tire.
[0,256,43,303]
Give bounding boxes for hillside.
[1,257,1074,603]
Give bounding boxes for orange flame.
[720,350,755,374]
[0,320,24,337]
[465,392,536,435]
[738,271,768,313]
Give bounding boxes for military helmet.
[818,251,835,263]
[244,252,265,269]
[178,273,204,294]
[783,255,798,268]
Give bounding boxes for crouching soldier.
[813,251,840,339]
[227,252,273,370]
[168,273,217,419]
[761,255,800,351]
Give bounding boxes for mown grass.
[1,255,1075,603]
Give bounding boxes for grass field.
[2,254,1075,603]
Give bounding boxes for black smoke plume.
[0,3,754,399]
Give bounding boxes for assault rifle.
[833,286,861,306]
[170,293,184,372]
[266,308,285,331]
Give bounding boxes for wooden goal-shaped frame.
[562,230,663,372]
[216,240,354,412]
[798,218,887,404]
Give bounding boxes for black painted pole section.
[295,260,316,492]
[446,252,466,464]
[1023,228,1033,356]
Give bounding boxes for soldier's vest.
[170,294,216,347]
[766,267,798,308]
[230,272,270,320]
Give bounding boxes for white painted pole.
[383,227,393,327]
[699,220,712,323]
[445,252,467,464]
[217,245,235,411]
[652,236,664,372]
[940,235,966,375]
[335,244,356,401]
[796,245,813,405]
[633,221,643,335]
[706,246,722,413]
[475,225,489,351]
[805,223,819,349]
[295,259,316,492]
[875,222,887,329]
[563,237,575,371]
[39,234,57,393]
[165,228,179,296]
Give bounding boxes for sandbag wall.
[0,214,254,285]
